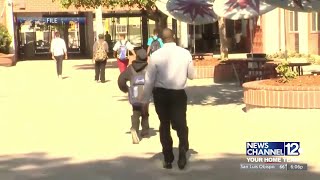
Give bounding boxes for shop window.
[116,25,127,34]
[289,11,298,32]
[311,12,320,32]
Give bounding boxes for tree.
[218,17,228,60]
[57,0,168,31]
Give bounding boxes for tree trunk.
[218,17,228,60]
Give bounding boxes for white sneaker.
[130,128,140,144]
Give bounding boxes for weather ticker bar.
[240,163,307,171]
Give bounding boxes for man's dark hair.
[162,28,175,43]
[55,32,60,38]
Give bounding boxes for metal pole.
[249,18,254,58]
[193,23,196,54]
[283,9,288,61]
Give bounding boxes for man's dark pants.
[153,87,189,163]
[54,55,64,76]
[95,60,106,82]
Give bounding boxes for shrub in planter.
[0,24,12,54]
[275,61,298,83]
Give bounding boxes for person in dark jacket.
[118,49,150,144]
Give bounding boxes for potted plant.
[0,24,15,66]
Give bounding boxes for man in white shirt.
[113,33,136,73]
[142,28,195,170]
[50,32,67,79]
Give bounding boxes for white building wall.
[179,21,188,48]
[298,12,309,54]
[263,8,282,54]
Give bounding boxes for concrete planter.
[0,53,16,67]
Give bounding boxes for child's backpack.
[128,66,147,106]
[117,41,128,61]
[94,41,107,61]
[149,37,161,55]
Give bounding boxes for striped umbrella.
[156,0,218,53]
[213,0,276,20]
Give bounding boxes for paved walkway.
[0,60,319,180]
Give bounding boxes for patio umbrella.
[264,0,320,12]
[155,0,218,53]
[213,0,275,20]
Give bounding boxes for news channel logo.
[246,142,301,156]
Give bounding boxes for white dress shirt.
[143,42,195,103]
[50,37,67,56]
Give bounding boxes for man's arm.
[63,40,68,59]
[127,42,136,57]
[50,39,55,60]
[113,42,119,58]
[142,57,157,103]
[147,46,151,56]
[146,37,152,55]
[187,54,195,80]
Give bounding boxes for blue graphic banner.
[17,17,86,24]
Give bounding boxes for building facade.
[256,9,320,55]
[3,0,320,60]
[7,0,173,60]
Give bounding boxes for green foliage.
[267,51,286,59]
[0,24,12,54]
[275,61,298,83]
[57,0,156,10]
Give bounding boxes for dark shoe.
[140,129,149,138]
[163,162,172,169]
[178,150,187,170]
[130,128,140,144]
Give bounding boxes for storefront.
[16,14,87,59]
[189,19,250,53]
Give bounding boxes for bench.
[311,71,320,75]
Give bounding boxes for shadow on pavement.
[125,128,159,139]
[186,82,243,106]
[0,152,319,180]
[73,61,118,70]
[116,83,243,106]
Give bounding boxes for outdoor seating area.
[219,55,314,85]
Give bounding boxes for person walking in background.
[105,31,112,52]
[118,49,150,144]
[142,28,195,170]
[93,34,109,83]
[50,32,67,79]
[147,29,163,57]
[113,33,136,73]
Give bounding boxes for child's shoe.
[130,128,140,144]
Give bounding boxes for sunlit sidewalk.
[0,60,319,179]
